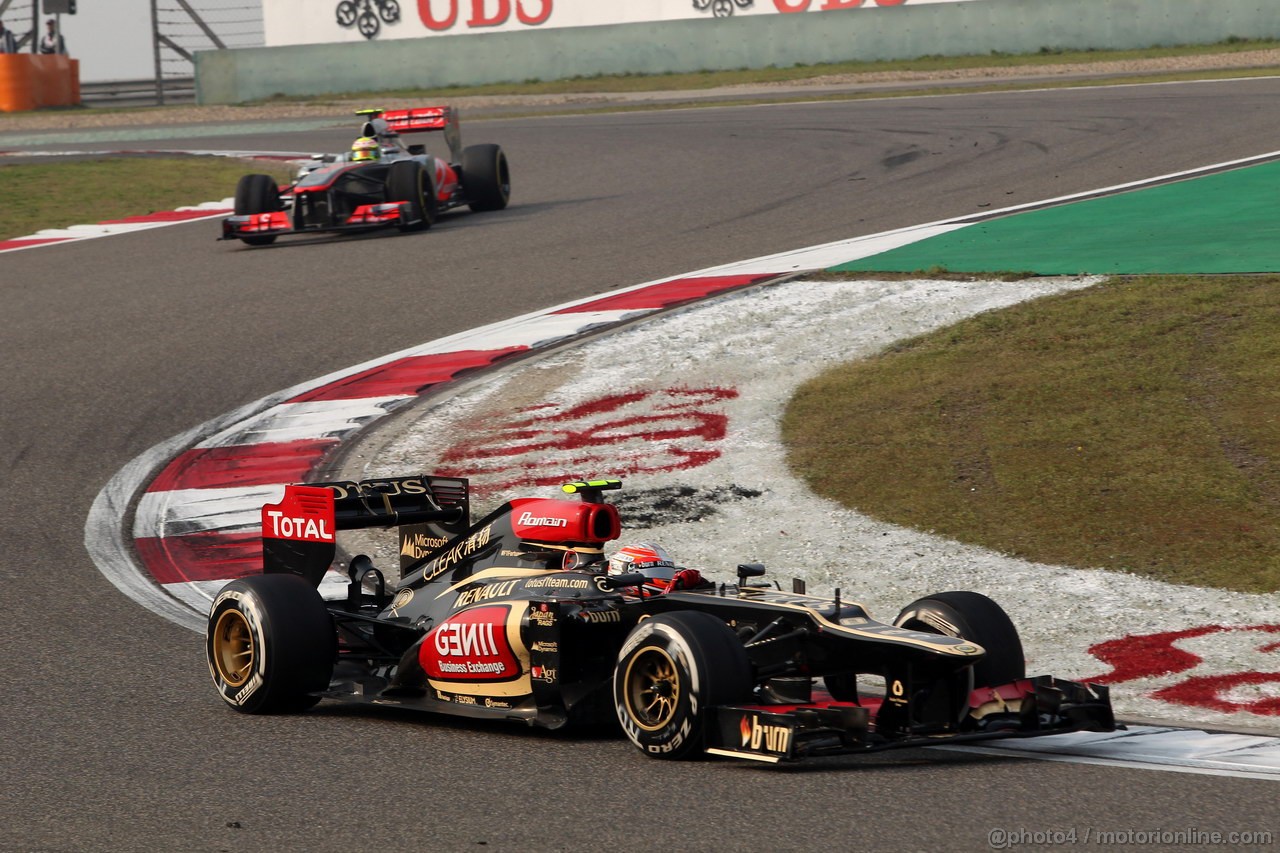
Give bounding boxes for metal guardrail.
[80,76,196,108]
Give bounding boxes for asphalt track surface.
[6,78,1280,851]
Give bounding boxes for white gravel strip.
[360,276,1280,731]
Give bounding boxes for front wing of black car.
[706,676,1116,763]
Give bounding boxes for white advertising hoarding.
[266,0,987,47]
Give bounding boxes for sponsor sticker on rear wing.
[261,485,338,586]
[313,475,469,532]
[262,475,471,584]
[381,106,454,133]
[380,106,462,162]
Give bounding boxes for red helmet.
[607,542,678,589]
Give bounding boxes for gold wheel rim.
[623,646,680,732]
[212,609,255,687]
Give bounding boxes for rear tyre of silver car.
[893,590,1026,687]
[613,611,752,760]
[386,160,437,231]
[206,573,336,714]
[461,144,511,212]
[233,173,282,246]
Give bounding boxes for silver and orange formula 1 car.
[220,106,509,245]
[205,476,1116,762]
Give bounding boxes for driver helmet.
[351,136,380,162]
[608,542,679,590]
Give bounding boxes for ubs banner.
[266,0,986,46]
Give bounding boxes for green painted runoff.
[832,160,1280,275]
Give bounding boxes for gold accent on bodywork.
[435,567,554,598]
[731,587,985,657]
[971,695,1023,719]
[389,587,415,616]
[705,748,782,764]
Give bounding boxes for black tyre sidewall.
[233,173,281,245]
[613,611,751,759]
[461,144,510,212]
[233,173,279,215]
[206,574,335,714]
[386,160,434,231]
[421,165,439,225]
[894,590,1026,687]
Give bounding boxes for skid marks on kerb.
[434,387,740,498]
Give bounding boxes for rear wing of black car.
[261,475,470,586]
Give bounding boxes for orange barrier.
[0,54,80,112]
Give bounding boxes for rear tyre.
[894,591,1025,687]
[206,574,336,714]
[386,160,436,231]
[614,611,752,760]
[461,144,511,212]
[232,173,282,246]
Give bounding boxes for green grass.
[260,38,1280,103]
[782,275,1280,593]
[0,157,294,241]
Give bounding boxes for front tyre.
[461,143,511,212]
[894,590,1025,687]
[206,574,336,714]
[613,611,751,760]
[232,173,282,246]
[386,159,437,231]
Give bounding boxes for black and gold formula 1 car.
[220,106,509,246]
[205,476,1115,762]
